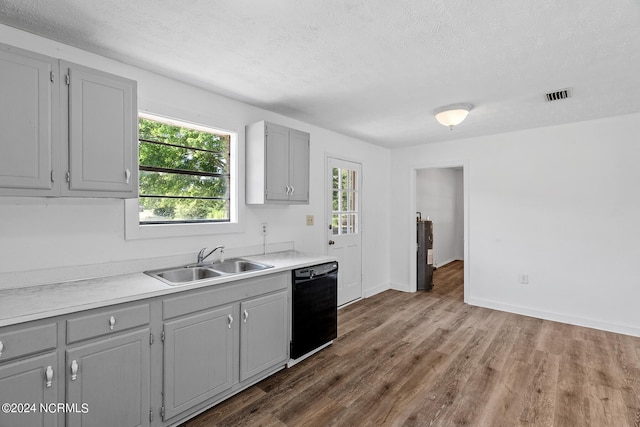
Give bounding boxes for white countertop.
[0,251,335,328]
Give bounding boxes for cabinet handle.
[70,360,78,381]
[290,186,295,195]
[45,366,54,388]
[243,310,249,323]
[285,185,290,195]
[109,316,116,330]
[125,169,131,184]
[228,314,233,329]
[0,340,3,358]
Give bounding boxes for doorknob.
[328,240,335,245]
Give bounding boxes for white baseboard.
[434,257,455,268]
[340,283,391,308]
[364,282,391,298]
[467,297,640,338]
[434,257,464,268]
[390,282,413,293]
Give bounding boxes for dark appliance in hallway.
[417,214,434,290]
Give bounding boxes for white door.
[327,157,362,306]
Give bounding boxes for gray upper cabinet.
[61,61,137,197]
[246,121,310,204]
[287,129,310,203]
[262,123,290,202]
[0,43,137,198]
[0,44,58,196]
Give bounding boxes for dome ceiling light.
[433,103,473,130]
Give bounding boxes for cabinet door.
[0,45,57,195]
[63,61,137,196]
[0,352,58,427]
[264,123,290,201]
[163,305,233,420]
[66,329,150,427]
[240,291,288,381]
[288,129,310,203]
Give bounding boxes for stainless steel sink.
[145,258,273,286]
[150,267,224,285]
[209,259,273,274]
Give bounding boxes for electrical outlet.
[519,273,529,284]
[306,215,314,226]
[261,223,268,236]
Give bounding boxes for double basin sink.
[145,258,274,286]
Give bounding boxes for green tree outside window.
[138,117,231,223]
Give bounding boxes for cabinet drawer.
[66,303,149,344]
[163,272,288,320]
[0,323,57,363]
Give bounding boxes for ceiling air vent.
[545,88,572,102]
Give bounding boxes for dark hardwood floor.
[182,261,640,426]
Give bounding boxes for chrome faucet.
[196,245,225,265]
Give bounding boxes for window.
[331,165,359,235]
[137,114,231,224]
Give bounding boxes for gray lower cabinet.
[0,352,58,427]
[0,271,291,427]
[0,322,58,427]
[162,305,233,420]
[65,328,151,427]
[63,303,151,427]
[240,291,288,381]
[160,272,289,424]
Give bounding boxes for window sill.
[124,199,243,239]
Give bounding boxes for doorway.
[410,163,469,300]
[327,157,362,306]
[416,167,464,268]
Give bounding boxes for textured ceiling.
[1,0,639,147]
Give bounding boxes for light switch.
[306,215,314,226]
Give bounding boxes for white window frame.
[125,112,243,240]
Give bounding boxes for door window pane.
[331,166,358,235]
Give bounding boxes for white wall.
[391,113,640,337]
[3,24,639,338]
[416,168,463,267]
[0,25,391,297]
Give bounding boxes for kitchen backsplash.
[0,241,295,290]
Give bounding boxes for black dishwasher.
[290,262,338,361]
